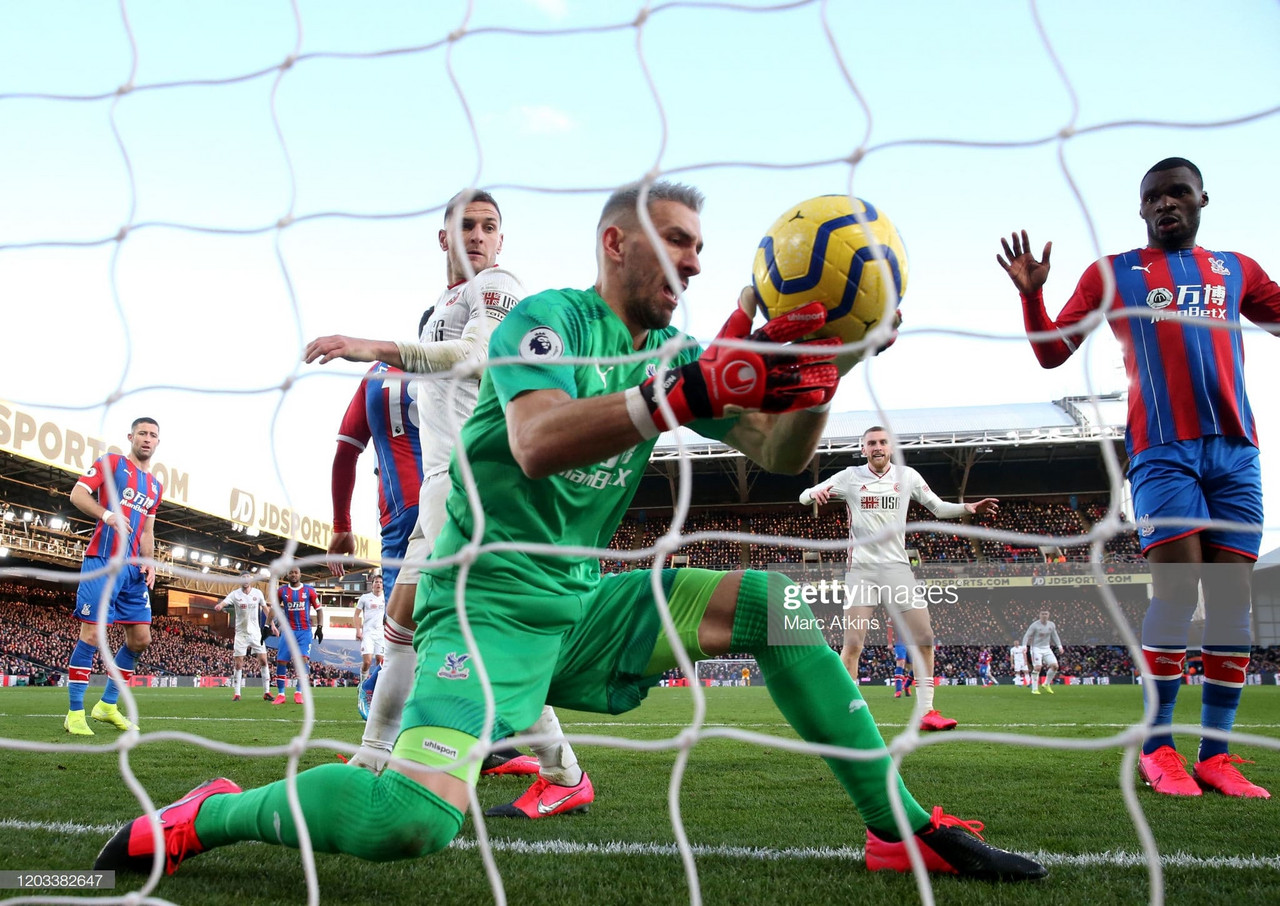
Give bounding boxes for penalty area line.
[4,819,1277,870]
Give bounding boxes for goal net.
[1,3,1278,906]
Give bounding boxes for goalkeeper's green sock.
[733,571,931,840]
[194,765,462,861]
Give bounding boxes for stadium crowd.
[0,490,1270,687]
[0,587,355,684]
[605,495,1147,574]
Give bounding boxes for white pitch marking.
[4,819,1278,870]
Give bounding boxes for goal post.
[693,658,761,687]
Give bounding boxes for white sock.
[359,616,415,757]
[917,674,935,712]
[528,705,582,786]
[1046,667,1057,685]
[233,669,242,695]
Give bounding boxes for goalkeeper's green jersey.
[429,286,735,597]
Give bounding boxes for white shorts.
[844,564,925,613]
[1011,651,1028,672]
[360,631,386,657]
[233,630,266,657]
[396,471,450,587]
[1030,646,1058,670]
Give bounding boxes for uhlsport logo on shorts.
[437,652,471,680]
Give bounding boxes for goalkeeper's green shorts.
[398,567,726,742]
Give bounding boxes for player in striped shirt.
[977,649,995,687]
[271,567,323,705]
[63,417,163,736]
[999,157,1279,798]
[327,309,431,717]
[329,358,424,590]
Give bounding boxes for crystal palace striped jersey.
[277,583,319,631]
[1023,246,1280,458]
[77,453,163,558]
[336,362,424,528]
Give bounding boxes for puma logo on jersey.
[1131,264,1152,273]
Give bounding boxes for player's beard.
[620,267,676,332]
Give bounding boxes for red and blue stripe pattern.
[80,453,163,558]
[1053,247,1279,457]
[277,584,318,631]
[338,363,424,527]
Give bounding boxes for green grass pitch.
[1,684,1276,906]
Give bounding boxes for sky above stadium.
[1,0,1278,555]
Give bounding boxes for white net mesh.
[2,2,1279,905]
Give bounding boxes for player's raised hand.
[304,334,380,365]
[997,230,1052,296]
[327,531,355,577]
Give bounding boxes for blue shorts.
[276,629,313,663]
[1128,436,1262,559]
[979,665,991,677]
[379,507,418,589]
[75,557,152,625]
[893,643,908,661]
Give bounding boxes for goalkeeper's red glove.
[635,301,839,432]
[875,309,903,356]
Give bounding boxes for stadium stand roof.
[634,395,1130,510]
[653,394,1126,457]
[0,450,333,595]
[2,395,1132,581]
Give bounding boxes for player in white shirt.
[1009,639,1031,687]
[799,425,998,732]
[1022,610,1064,695]
[214,573,278,701]
[354,574,387,684]
[303,189,589,817]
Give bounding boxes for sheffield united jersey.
[1045,247,1280,457]
[815,464,968,569]
[222,587,267,634]
[417,266,524,479]
[78,453,163,558]
[355,592,385,634]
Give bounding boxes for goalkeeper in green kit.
[95,182,1046,882]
